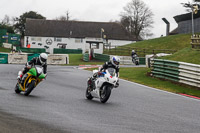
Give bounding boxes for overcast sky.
[0,0,193,38]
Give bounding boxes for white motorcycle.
[132,54,139,65]
[86,68,119,103]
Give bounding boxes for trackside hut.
[24,19,137,54]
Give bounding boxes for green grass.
[125,34,191,50]
[160,47,200,65]
[68,54,104,66]
[0,47,11,53]
[120,67,200,97]
[104,34,192,56]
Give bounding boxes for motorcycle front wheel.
[86,87,93,100]
[100,85,111,103]
[24,80,35,96]
[15,83,21,94]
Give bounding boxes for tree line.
[0,0,153,40]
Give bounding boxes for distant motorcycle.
[132,54,139,65]
[86,68,119,103]
[15,66,46,96]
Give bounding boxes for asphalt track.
[0,64,200,133]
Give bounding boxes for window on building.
[31,37,41,42]
[54,37,62,42]
[37,38,42,41]
[91,43,99,49]
[31,37,36,41]
[75,38,83,43]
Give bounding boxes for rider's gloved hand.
[98,72,102,76]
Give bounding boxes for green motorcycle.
[15,66,46,96]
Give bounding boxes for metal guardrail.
[54,48,82,54]
[94,53,110,62]
[16,47,46,53]
[83,53,89,62]
[151,59,200,87]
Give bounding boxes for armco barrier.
[0,53,8,64]
[94,53,110,62]
[47,54,69,64]
[83,53,89,62]
[17,47,46,53]
[28,53,40,61]
[151,59,200,87]
[139,57,146,65]
[54,48,82,54]
[8,53,27,64]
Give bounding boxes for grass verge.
[67,54,104,66]
[160,47,200,65]
[0,47,11,53]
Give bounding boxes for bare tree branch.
[120,0,154,39]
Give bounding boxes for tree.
[14,11,46,37]
[1,15,10,25]
[0,24,14,33]
[55,10,71,21]
[0,15,14,33]
[120,0,154,39]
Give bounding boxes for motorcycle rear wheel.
[135,61,139,65]
[24,80,35,96]
[100,86,111,103]
[86,87,93,100]
[15,83,21,94]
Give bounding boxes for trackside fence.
[94,53,110,62]
[83,53,146,65]
[83,53,89,62]
[151,59,200,87]
[0,53,69,64]
[16,47,46,53]
[0,53,8,64]
[54,48,82,54]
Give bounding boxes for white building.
[24,19,138,54]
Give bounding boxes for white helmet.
[132,50,135,53]
[39,53,48,65]
[111,56,120,67]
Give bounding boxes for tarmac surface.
[0,64,200,133]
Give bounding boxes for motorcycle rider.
[131,50,137,57]
[100,56,120,77]
[89,56,120,88]
[17,53,48,83]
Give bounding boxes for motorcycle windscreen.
[107,68,116,77]
[35,66,45,79]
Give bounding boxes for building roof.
[25,19,137,41]
[169,27,178,35]
[174,10,200,23]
